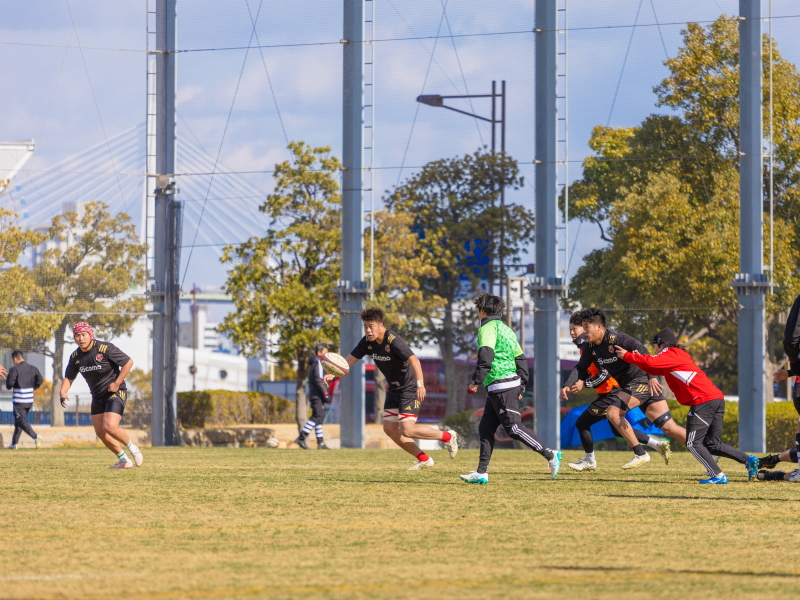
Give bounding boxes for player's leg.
[398,405,458,458]
[494,387,561,478]
[757,469,798,481]
[461,398,500,483]
[310,397,329,449]
[794,385,800,470]
[607,394,650,469]
[295,396,321,450]
[643,399,686,445]
[685,401,727,483]
[759,447,798,469]
[569,404,603,471]
[103,394,143,468]
[699,399,758,479]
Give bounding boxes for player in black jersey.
[771,292,800,477]
[59,322,143,469]
[570,308,686,469]
[326,308,458,470]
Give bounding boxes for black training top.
[575,329,654,388]
[785,293,800,375]
[351,330,416,396]
[64,340,131,400]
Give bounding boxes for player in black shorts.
[327,308,458,470]
[770,292,800,478]
[569,308,686,470]
[59,322,143,469]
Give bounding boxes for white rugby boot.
[408,457,434,471]
[568,457,597,472]
[443,430,459,459]
[621,453,650,470]
[657,440,672,465]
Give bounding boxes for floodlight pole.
[338,0,367,449]
[150,0,181,446]
[531,0,562,450]
[733,0,768,453]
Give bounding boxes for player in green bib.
[460,291,562,484]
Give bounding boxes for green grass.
[0,447,798,600]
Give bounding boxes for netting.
[1,1,798,435]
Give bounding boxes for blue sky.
[2,0,799,295]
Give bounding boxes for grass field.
[0,447,798,600]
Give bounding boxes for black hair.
[360,307,385,324]
[581,307,607,327]
[313,344,328,354]
[569,310,585,327]
[11,350,23,360]
[652,328,679,348]
[473,290,505,316]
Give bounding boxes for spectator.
[6,350,43,450]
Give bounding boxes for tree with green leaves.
[219,142,341,429]
[386,150,533,416]
[4,201,147,425]
[564,16,800,395]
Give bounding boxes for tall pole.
[734,0,768,453]
[150,0,180,446]
[191,285,197,392]
[501,80,507,319]
[532,0,561,450]
[491,81,496,295]
[339,0,367,448]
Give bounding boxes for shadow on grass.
[603,493,790,502]
[541,565,799,578]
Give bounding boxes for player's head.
[568,310,585,340]
[473,290,505,318]
[360,307,387,341]
[73,322,94,349]
[652,327,679,350]
[581,307,607,344]
[11,350,24,364]
[314,343,328,357]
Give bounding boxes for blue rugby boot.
[746,455,759,481]
[699,473,728,484]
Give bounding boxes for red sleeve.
[621,348,682,376]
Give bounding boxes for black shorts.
[383,390,421,421]
[611,379,664,411]
[586,393,616,417]
[90,390,127,416]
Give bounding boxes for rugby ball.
[266,437,280,448]
[321,352,349,377]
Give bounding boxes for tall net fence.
[1,1,798,432]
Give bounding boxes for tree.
[564,16,800,394]
[386,150,532,416]
[219,142,341,430]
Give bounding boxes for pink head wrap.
[72,322,94,340]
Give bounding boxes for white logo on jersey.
[373,355,392,361]
[596,357,618,365]
[671,371,697,385]
[79,365,103,373]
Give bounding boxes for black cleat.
[759,454,780,469]
[317,441,330,450]
[294,437,310,450]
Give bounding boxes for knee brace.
[652,411,673,429]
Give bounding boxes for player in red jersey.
[615,328,759,483]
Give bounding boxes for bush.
[177,390,295,429]
[666,399,797,452]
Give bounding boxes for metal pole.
[490,81,496,295]
[532,0,561,450]
[192,285,197,392]
[150,0,179,446]
[735,0,767,453]
[339,0,367,448]
[501,80,506,308]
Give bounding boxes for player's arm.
[570,350,594,394]
[469,324,496,393]
[615,332,660,382]
[309,358,328,394]
[407,354,426,402]
[106,344,133,392]
[5,367,15,390]
[562,367,579,399]
[514,349,529,400]
[109,359,134,393]
[614,344,673,375]
[33,368,43,390]
[59,378,74,407]
[323,354,359,385]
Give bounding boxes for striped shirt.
[6,361,44,404]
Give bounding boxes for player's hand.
[613,345,628,359]
[467,383,479,395]
[0,365,6,378]
[108,381,120,393]
[60,397,69,408]
[560,386,570,400]
[774,370,789,383]
[416,385,426,402]
[570,380,585,394]
[323,374,335,386]
[648,378,663,396]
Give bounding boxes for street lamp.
[416,81,506,297]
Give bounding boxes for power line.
[607,0,643,127]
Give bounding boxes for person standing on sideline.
[460,291,562,484]
[614,327,759,483]
[295,344,332,450]
[60,322,143,469]
[5,351,44,450]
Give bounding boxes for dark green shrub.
[177,390,294,429]
[440,409,478,448]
